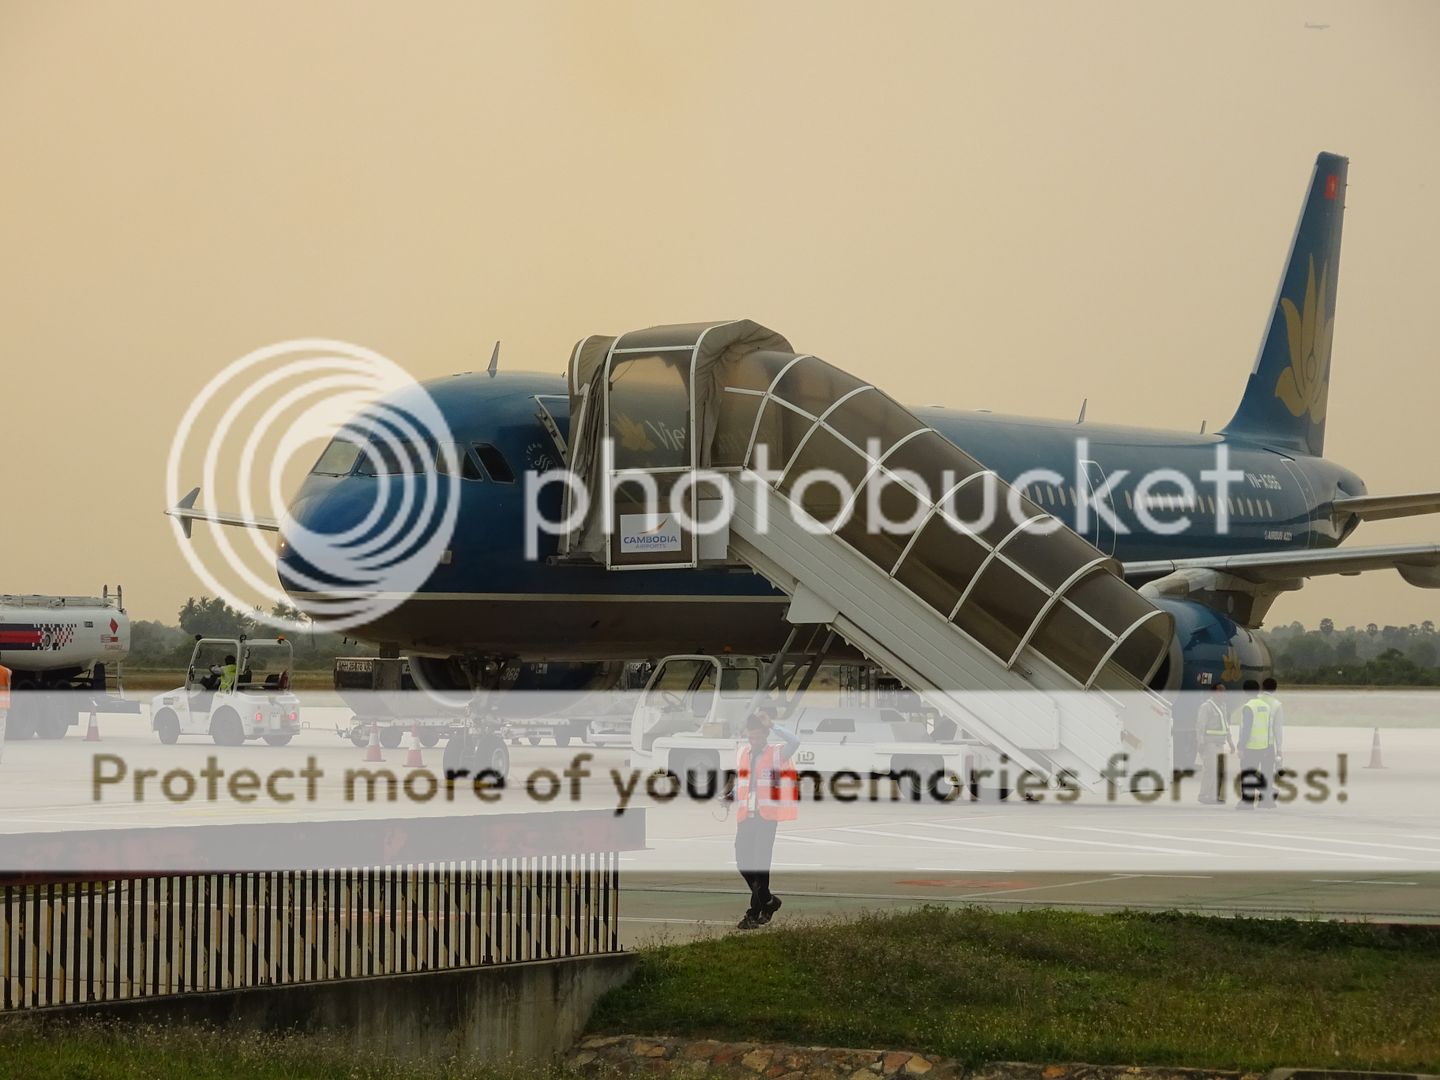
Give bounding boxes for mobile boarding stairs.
[559,320,1175,789]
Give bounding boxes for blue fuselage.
[279,371,1365,661]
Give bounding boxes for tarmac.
[1,704,1436,941]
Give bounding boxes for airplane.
[172,151,1440,756]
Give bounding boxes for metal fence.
[0,811,640,1011]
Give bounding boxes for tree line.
[127,597,376,671]
[1263,619,1440,685]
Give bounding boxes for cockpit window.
[355,438,431,476]
[310,438,362,476]
[473,443,516,484]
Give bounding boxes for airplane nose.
[276,472,456,618]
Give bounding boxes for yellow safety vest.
[1199,698,1229,737]
[1243,697,1273,750]
[218,664,237,692]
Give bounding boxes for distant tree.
[1366,623,1379,636]
[1425,620,1436,635]
[177,597,254,639]
[1319,617,1334,635]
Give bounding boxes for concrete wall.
[26,953,637,1064]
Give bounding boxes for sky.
[2,1,1438,629]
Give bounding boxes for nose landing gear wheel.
[443,733,510,785]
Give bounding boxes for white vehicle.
[150,637,300,746]
[629,654,998,800]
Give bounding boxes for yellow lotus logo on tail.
[1221,647,1242,683]
[1273,256,1332,424]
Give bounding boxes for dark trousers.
[736,817,778,915]
[1238,746,1276,807]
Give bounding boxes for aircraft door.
[1279,457,1319,548]
[1080,459,1118,556]
[603,348,699,569]
[533,394,570,464]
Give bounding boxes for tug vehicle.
[150,636,300,746]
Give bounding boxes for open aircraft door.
[1080,459,1118,556]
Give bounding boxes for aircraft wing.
[166,487,280,539]
[1331,490,1440,522]
[1124,542,1440,589]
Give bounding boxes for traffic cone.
[84,710,100,742]
[364,721,383,762]
[1364,726,1386,769]
[404,722,425,768]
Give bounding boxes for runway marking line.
[912,820,1195,856]
[836,826,1020,850]
[1065,824,1404,863]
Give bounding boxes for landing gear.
[442,732,510,783]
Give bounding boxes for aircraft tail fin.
[1220,152,1347,457]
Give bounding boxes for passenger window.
[473,443,516,484]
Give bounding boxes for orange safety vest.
[0,665,9,712]
[735,741,799,822]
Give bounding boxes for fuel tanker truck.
[0,586,137,740]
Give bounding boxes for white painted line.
[1115,873,1214,880]
[952,875,1132,900]
[1248,831,1440,856]
[1066,824,1402,863]
[913,868,1016,873]
[619,916,733,925]
[778,834,848,846]
[914,821,1195,856]
[837,826,1021,851]
[1310,879,1419,886]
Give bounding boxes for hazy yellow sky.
[2,1,1438,628]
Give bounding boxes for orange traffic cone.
[404,722,425,768]
[84,710,101,742]
[1364,726,1386,769]
[364,721,383,762]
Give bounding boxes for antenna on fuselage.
[487,341,500,377]
[1076,398,1087,424]
[1200,419,1208,434]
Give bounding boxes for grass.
[5,910,1436,1075]
[0,1020,574,1080]
[589,906,1440,1072]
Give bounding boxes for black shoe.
[756,896,783,925]
[737,913,762,930]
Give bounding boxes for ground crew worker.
[210,655,238,693]
[1261,677,1285,765]
[1197,683,1234,804]
[0,664,10,763]
[1235,678,1277,809]
[728,705,801,930]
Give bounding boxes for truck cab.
[151,637,300,746]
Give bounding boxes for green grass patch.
[589,907,1440,1071]
[0,1020,569,1080]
